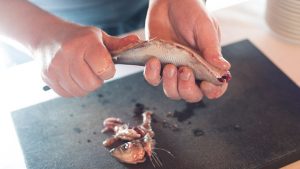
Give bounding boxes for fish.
[111,39,231,85]
[101,111,154,147]
[109,139,146,164]
[110,133,160,166]
[102,112,172,167]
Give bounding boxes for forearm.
[148,0,206,17]
[149,0,205,5]
[0,0,78,51]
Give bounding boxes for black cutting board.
[12,40,300,169]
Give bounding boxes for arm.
[0,0,140,97]
[0,0,70,51]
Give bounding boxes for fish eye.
[121,143,129,151]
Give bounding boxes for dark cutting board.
[12,40,300,169]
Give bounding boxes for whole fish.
[111,39,231,85]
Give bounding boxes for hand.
[34,25,139,97]
[144,0,231,102]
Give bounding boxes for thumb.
[195,19,230,70]
[102,32,140,51]
[201,46,231,71]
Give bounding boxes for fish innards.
[101,111,170,167]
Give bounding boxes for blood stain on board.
[193,129,205,137]
[173,101,206,122]
[133,103,145,117]
[73,128,82,134]
[102,100,110,104]
[162,120,180,132]
[233,124,242,131]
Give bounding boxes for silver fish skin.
[111,39,231,85]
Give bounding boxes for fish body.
[111,39,231,85]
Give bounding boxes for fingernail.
[179,68,191,81]
[128,35,139,42]
[220,57,230,68]
[212,56,230,70]
[150,61,159,71]
[165,68,175,78]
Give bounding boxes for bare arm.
[0,0,139,97]
[0,0,72,52]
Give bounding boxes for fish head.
[110,140,146,164]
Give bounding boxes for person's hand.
[34,25,139,97]
[144,0,231,102]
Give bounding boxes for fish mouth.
[109,148,115,153]
[109,147,122,160]
[217,71,232,83]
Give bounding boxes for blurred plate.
[267,15,300,34]
[267,18,300,42]
[266,0,300,42]
[269,14,300,31]
[282,0,300,6]
[268,1,300,17]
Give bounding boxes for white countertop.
[0,0,299,168]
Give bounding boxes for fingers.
[41,27,126,97]
[198,18,229,99]
[145,61,224,102]
[70,56,103,92]
[177,67,203,102]
[200,81,228,99]
[162,64,180,100]
[42,74,71,97]
[84,43,116,80]
[195,17,230,70]
[44,65,98,97]
[162,66,203,102]
[144,57,161,86]
[43,46,105,97]
[54,59,88,97]
[44,50,105,97]
[145,59,203,102]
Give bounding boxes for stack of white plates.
[266,0,300,43]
